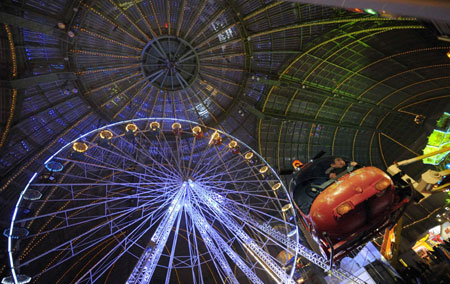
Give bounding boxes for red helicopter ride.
[288,151,422,266]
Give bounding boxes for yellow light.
[259,166,268,174]
[375,179,391,191]
[78,28,141,51]
[447,50,450,59]
[192,126,202,135]
[150,121,160,130]
[172,122,181,130]
[282,203,292,213]
[5,25,17,77]
[292,160,303,169]
[0,25,17,148]
[241,244,282,284]
[244,152,254,160]
[272,183,281,191]
[336,202,353,216]
[399,259,408,267]
[172,122,182,136]
[126,123,138,133]
[73,142,88,153]
[70,49,140,59]
[228,140,237,148]
[100,130,113,140]
[208,131,222,145]
[354,186,363,193]
[75,63,139,75]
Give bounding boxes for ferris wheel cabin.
[291,156,413,261]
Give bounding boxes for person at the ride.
[325,157,358,179]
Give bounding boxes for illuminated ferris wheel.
[7,118,300,284]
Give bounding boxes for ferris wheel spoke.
[186,137,197,178]
[220,207,293,249]
[189,205,265,284]
[204,140,241,164]
[194,169,264,187]
[190,144,231,178]
[85,150,178,183]
[190,197,264,282]
[112,196,184,250]
[199,185,285,202]
[126,188,186,283]
[32,169,135,186]
[188,178,287,226]
[54,156,160,185]
[192,189,294,284]
[187,203,239,284]
[20,213,134,271]
[210,145,253,184]
[18,202,167,268]
[69,207,165,284]
[192,186,290,238]
[56,187,174,204]
[79,250,124,284]
[29,181,181,189]
[118,135,179,173]
[157,133,184,178]
[17,185,178,225]
[135,129,182,174]
[155,128,186,175]
[192,155,265,181]
[23,198,171,240]
[188,130,236,176]
[220,216,292,252]
[201,180,272,187]
[107,132,182,179]
[188,187,247,246]
[61,162,112,184]
[187,141,215,176]
[30,175,183,194]
[18,193,178,270]
[175,136,189,179]
[183,208,202,284]
[201,185,265,195]
[91,141,180,181]
[216,196,287,226]
[196,168,273,184]
[32,207,170,282]
[164,207,184,284]
[188,140,207,180]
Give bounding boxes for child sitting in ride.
[325,157,358,179]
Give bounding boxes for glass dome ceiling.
[72,0,249,125]
[0,3,450,280]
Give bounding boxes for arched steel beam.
[284,0,450,22]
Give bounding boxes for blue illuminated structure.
[8,118,301,283]
[44,161,64,172]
